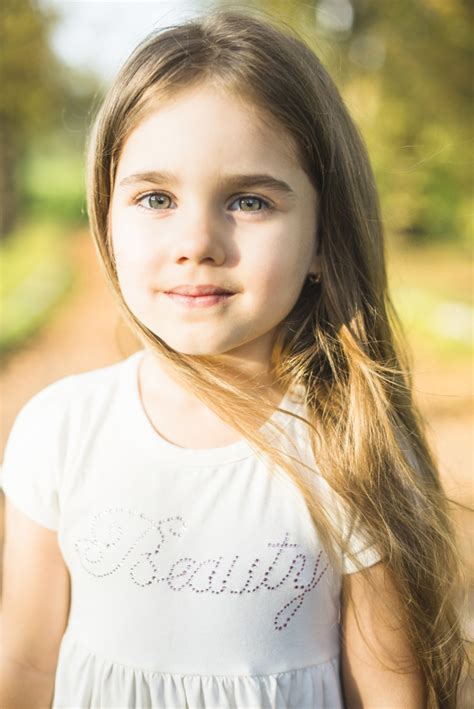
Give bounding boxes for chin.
[176,345,229,357]
[153,334,229,357]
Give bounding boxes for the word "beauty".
[74,508,328,630]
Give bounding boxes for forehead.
[115,82,302,179]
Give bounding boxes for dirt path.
[0,227,472,700]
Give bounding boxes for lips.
[165,284,234,296]
[164,284,235,309]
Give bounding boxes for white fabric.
[1,350,381,708]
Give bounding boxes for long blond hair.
[85,9,467,705]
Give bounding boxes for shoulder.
[6,374,76,443]
[1,355,140,530]
[4,354,138,454]
[11,357,128,423]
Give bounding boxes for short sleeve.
[340,515,383,574]
[312,472,383,575]
[1,378,73,531]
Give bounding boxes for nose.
[169,204,227,266]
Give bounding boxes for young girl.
[0,9,466,709]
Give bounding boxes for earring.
[308,273,321,284]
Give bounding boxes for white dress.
[1,350,381,708]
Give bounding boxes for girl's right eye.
[136,192,174,211]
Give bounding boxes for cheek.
[111,210,160,283]
[250,239,311,304]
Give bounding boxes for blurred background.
[0,0,472,699]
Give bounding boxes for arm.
[0,497,71,708]
[340,561,426,709]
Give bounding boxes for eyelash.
[134,191,273,214]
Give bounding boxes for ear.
[308,226,322,277]
[308,250,321,279]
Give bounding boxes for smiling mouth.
[164,292,235,309]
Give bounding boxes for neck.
[139,345,283,413]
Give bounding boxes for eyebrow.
[118,170,296,198]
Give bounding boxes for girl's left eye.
[228,196,271,212]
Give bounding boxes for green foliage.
[20,138,87,225]
[0,0,100,237]
[0,0,62,137]
[325,0,472,244]
[0,220,75,355]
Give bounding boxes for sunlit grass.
[0,142,85,355]
[387,240,473,364]
[0,219,75,355]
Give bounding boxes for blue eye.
[137,193,173,210]
[228,196,271,212]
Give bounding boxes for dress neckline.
[122,349,301,467]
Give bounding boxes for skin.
[341,563,426,708]
[110,81,320,444]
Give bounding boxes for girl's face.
[110,82,319,368]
